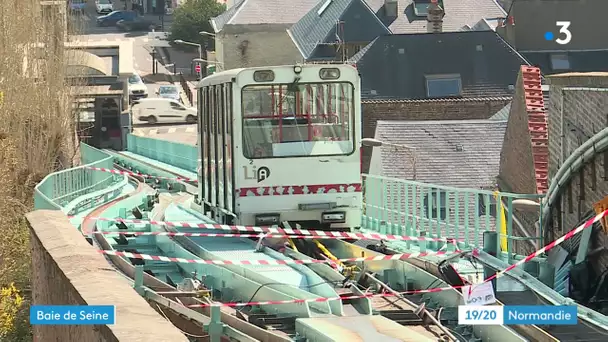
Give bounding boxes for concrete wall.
[361,98,510,173]
[27,210,189,342]
[215,24,303,71]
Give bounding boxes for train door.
[197,87,209,208]
[213,85,223,219]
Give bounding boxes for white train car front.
[234,65,362,231]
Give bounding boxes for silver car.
[156,85,181,102]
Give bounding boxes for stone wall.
[27,210,189,342]
[215,24,303,71]
[544,73,608,272]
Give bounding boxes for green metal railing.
[127,134,198,173]
[362,174,544,262]
[34,143,124,210]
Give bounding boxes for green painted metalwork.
[127,134,198,173]
[361,174,544,257]
[34,143,123,210]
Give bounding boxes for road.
[70,2,189,127]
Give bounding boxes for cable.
[155,303,208,338]
[236,280,344,313]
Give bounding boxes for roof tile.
[370,119,507,188]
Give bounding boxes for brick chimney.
[427,0,444,33]
[384,0,398,18]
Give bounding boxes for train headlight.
[253,70,275,82]
[293,65,302,74]
[255,213,280,226]
[319,68,340,80]
[322,211,346,223]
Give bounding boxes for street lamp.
[173,39,202,60]
[199,31,216,37]
[361,138,418,180]
[174,39,203,79]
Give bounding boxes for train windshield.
[241,82,354,159]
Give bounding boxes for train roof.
[196,68,246,88]
[195,64,358,88]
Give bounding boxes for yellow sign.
[494,191,508,251]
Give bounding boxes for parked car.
[128,73,148,101]
[96,10,137,27]
[116,17,159,32]
[95,0,114,14]
[69,0,86,13]
[132,98,197,125]
[156,85,181,101]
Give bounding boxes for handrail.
[33,143,126,210]
[361,173,544,259]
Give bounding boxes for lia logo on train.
[243,166,271,182]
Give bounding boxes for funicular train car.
[196,64,362,231]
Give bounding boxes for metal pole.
[483,231,498,289]
[197,45,202,80]
[134,265,144,295]
[205,305,223,342]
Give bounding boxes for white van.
[132,98,197,124]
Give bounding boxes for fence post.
[483,231,498,290]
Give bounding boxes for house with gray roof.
[365,119,507,243]
[366,0,506,34]
[209,0,320,70]
[351,30,529,100]
[354,30,528,173]
[287,0,390,61]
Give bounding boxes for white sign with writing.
[462,282,497,306]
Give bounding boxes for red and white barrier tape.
[98,249,459,265]
[86,167,197,183]
[97,231,351,240]
[176,208,606,308]
[89,217,459,242]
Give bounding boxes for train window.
[241,82,355,159]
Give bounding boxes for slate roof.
[522,51,608,76]
[489,102,511,121]
[350,30,529,100]
[210,0,320,33]
[288,0,390,60]
[365,0,506,34]
[370,120,507,188]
